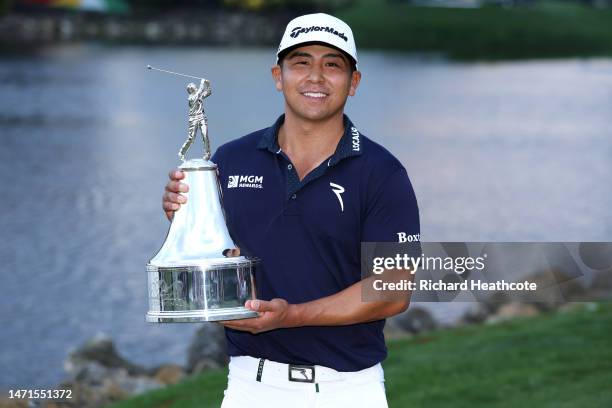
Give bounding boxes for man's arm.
[220,269,413,334]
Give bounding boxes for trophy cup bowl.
[146,158,259,322]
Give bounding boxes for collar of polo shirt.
[256,114,362,167]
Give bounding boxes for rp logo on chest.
[330,182,345,212]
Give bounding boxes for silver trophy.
[146,65,258,322]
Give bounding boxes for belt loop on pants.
[256,358,265,382]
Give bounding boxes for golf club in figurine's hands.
[145,65,259,323]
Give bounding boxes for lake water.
[1,45,611,389]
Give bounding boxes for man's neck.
[277,112,345,179]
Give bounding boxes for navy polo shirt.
[212,114,420,371]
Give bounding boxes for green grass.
[108,369,229,407]
[337,0,612,60]
[108,302,612,408]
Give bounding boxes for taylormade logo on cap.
[276,13,358,66]
[290,26,348,42]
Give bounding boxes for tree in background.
[221,0,353,11]
[5,0,353,14]
[0,0,13,15]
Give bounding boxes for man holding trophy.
[161,13,420,408]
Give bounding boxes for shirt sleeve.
[361,167,420,244]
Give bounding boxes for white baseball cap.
[276,13,358,67]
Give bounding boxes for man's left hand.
[218,299,293,334]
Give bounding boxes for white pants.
[221,356,389,408]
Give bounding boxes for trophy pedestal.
[146,158,259,323]
[146,258,258,322]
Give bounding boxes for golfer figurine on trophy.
[180,78,212,161]
[145,65,258,323]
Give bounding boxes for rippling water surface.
[1,45,611,389]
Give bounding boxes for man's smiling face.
[272,44,361,123]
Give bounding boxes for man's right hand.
[163,169,189,221]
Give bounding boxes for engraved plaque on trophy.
[145,65,258,322]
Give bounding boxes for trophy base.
[146,257,259,323]
[146,307,258,323]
